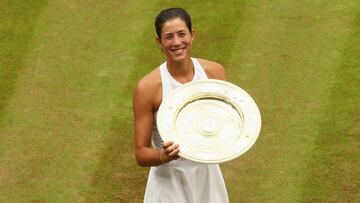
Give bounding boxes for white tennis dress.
[143,58,229,203]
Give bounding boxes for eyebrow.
[177,29,187,33]
[163,29,187,37]
[163,33,173,37]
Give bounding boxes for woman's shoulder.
[195,58,227,80]
[134,67,162,97]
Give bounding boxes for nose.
[173,35,181,45]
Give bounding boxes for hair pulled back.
[154,8,192,38]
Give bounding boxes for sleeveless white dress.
[143,58,229,203]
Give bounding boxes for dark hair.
[154,8,192,38]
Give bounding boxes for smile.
[171,47,186,54]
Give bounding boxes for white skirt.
[143,159,229,203]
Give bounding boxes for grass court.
[0,0,359,202]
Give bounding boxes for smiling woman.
[156,17,194,63]
[133,7,229,203]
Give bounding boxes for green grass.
[0,0,359,202]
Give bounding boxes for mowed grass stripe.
[0,0,154,202]
[221,1,359,202]
[0,0,49,200]
[0,0,48,124]
[85,2,160,202]
[303,8,360,202]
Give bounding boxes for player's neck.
[166,57,193,77]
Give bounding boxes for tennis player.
[133,8,229,202]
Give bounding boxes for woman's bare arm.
[133,78,179,167]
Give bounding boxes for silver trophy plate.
[157,79,261,163]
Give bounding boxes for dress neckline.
[164,58,197,85]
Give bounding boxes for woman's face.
[157,18,195,63]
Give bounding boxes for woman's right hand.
[161,141,180,163]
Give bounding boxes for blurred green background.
[0,0,359,202]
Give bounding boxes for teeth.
[174,48,184,54]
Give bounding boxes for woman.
[133,8,229,202]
